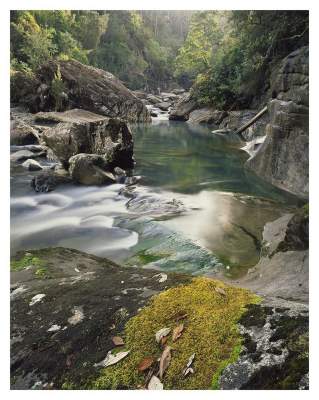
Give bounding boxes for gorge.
[10,10,309,391]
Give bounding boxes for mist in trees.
[10,10,308,106]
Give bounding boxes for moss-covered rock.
[91,277,259,390]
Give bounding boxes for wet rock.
[10,120,39,145]
[31,170,72,193]
[146,94,162,104]
[11,149,46,163]
[156,101,171,111]
[22,159,43,171]
[160,92,178,100]
[69,154,116,186]
[40,109,134,170]
[246,47,309,198]
[10,247,191,389]
[10,144,46,153]
[113,167,126,183]
[13,60,151,122]
[169,93,197,121]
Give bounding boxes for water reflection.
[10,119,299,275]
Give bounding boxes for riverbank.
[11,245,308,390]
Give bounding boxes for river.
[10,116,299,278]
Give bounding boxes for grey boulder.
[69,154,116,186]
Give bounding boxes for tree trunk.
[235,106,268,140]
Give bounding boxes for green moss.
[90,277,259,390]
[10,253,44,271]
[61,381,77,390]
[302,203,309,218]
[34,267,50,279]
[211,342,242,389]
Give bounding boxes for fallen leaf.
[159,346,171,379]
[152,273,168,283]
[137,356,155,372]
[29,293,46,306]
[94,350,130,368]
[47,324,61,332]
[182,353,195,376]
[155,327,171,343]
[172,324,184,342]
[160,336,168,346]
[186,353,195,367]
[148,375,163,390]
[215,286,226,296]
[183,367,194,377]
[112,336,124,346]
[169,311,188,322]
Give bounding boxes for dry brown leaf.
[112,336,125,346]
[160,335,169,346]
[215,286,226,296]
[159,346,171,379]
[169,311,188,322]
[172,324,184,342]
[137,356,155,372]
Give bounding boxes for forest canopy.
[10,10,308,107]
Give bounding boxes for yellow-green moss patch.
[90,277,260,390]
[10,253,44,271]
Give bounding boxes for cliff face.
[246,46,309,198]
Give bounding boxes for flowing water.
[10,117,300,278]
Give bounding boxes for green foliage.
[174,12,226,83]
[176,10,308,108]
[23,28,57,69]
[51,66,66,111]
[90,11,192,90]
[10,10,93,73]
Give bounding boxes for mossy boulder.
[91,277,259,390]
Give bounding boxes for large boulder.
[39,109,134,170]
[238,211,309,303]
[10,247,190,389]
[146,94,162,104]
[10,120,39,145]
[22,159,43,171]
[156,101,171,111]
[69,154,116,185]
[187,108,226,125]
[11,60,151,122]
[169,93,197,121]
[246,46,309,198]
